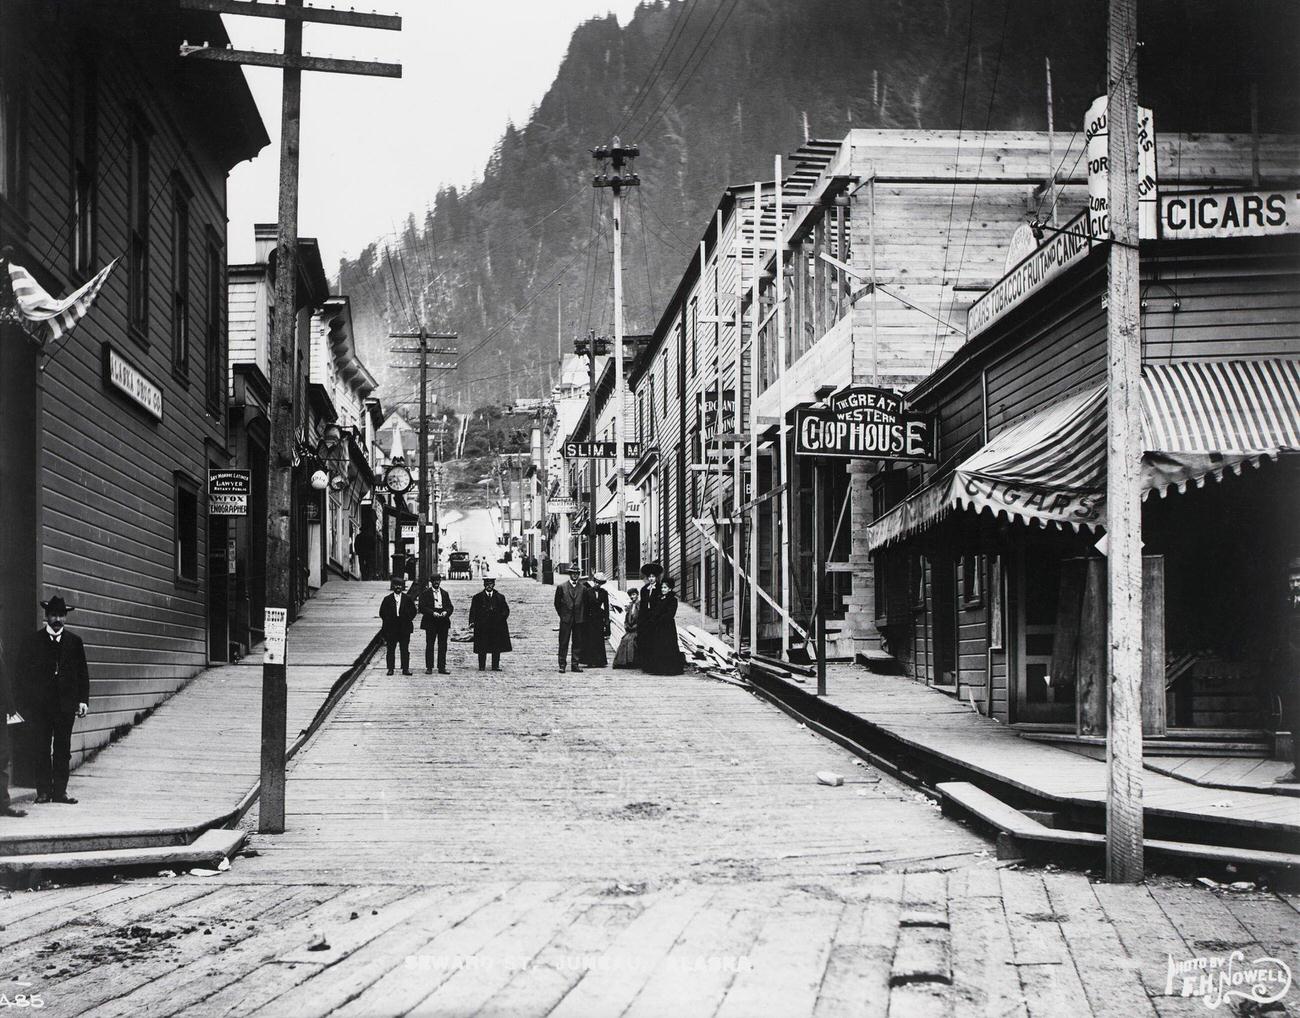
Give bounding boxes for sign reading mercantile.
[103,344,163,420]
[795,385,937,462]
[208,468,251,516]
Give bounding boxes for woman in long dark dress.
[580,573,610,667]
[635,564,685,675]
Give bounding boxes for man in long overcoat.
[379,579,417,675]
[15,594,90,804]
[418,574,453,674]
[581,573,610,668]
[554,571,586,673]
[468,575,511,671]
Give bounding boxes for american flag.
[5,257,118,347]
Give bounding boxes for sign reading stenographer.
[1159,189,1300,240]
[103,344,163,420]
[795,386,937,461]
[563,441,643,459]
[208,468,251,516]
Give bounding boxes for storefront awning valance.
[868,359,1300,551]
[596,491,642,524]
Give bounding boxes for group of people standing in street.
[555,561,684,675]
[379,572,513,675]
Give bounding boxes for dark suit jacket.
[15,628,90,716]
[379,592,417,640]
[418,587,453,630]
[554,581,586,623]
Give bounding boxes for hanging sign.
[263,607,287,665]
[548,497,576,513]
[1084,95,1158,240]
[399,523,418,540]
[208,469,251,516]
[698,388,737,432]
[795,386,937,461]
[563,441,643,459]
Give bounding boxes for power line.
[612,0,703,137]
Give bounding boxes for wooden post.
[748,183,761,654]
[1105,0,1145,884]
[732,208,744,654]
[698,239,708,617]
[418,327,430,580]
[258,0,303,835]
[775,155,791,661]
[815,460,827,695]
[714,211,725,639]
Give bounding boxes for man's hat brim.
[40,597,73,613]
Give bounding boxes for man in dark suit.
[379,580,417,675]
[554,571,587,673]
[418,574,453,675]
[468,575,511,671]
[15,595,90,805]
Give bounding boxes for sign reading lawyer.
[208,469,251,516]
[795,386,937,461]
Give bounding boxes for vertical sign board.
[227,537,238,575]
[1085,95,1157,240]
[794,386,938,462]
[209,469,251,516]
[698,388,737,433]
[263,607,288,665]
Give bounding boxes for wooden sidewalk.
[802,666,1300,841]
[1,581,387,852]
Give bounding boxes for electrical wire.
[612,0,703,138]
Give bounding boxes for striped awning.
[869,359,1299,551]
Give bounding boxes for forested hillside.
[337,0,1299,411]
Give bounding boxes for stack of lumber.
[605,588,742,683]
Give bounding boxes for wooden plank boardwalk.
[808,667,1300,837]
[3,575,1298,1015]
[1,581,387,849]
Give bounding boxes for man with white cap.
[468,574,511,671]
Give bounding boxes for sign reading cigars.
[563,440,643,459]
[795,386,937,462]
[208,468,251,516]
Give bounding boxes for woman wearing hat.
[467,574,512,671]
[15,594,90,804]
[581,573,610,668]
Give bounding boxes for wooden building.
[0,1,266,767]
[868,179,1300,751]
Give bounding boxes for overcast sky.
[225,1,644,269]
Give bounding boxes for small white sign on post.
[263,607,288,665]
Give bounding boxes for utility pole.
[1105,0,1144,884]
[390,331,459,580]
[593,139,639,589]
[574,331,609,573]
[181,0,400,836]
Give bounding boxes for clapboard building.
[0,2,267,767]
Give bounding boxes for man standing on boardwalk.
[554,571,586,673]
[418,574,453,675]
[468,575,511,671]
[15,595,90,805]
[379,579,417,676]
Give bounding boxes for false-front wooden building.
[0,1,267,766]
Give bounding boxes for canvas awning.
[868,359,1300,551]
[596,491,642,524]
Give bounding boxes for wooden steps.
[0,827,246,878]
[937,781,1300,875]
[0,821,219,859]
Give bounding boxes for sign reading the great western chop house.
[795,386,937,462]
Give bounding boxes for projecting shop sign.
[208,469,251,516]
[795,386,937,462]
[563,441,643,459]
[1159,189,1300,239]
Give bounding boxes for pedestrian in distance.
[379,578,417,675]
[581,572,610,668]
[554,570,587,672]
[418,574,453,674]
[468,574,511,671]
[1,638,27,817]
[14,594,90,805]
[635,563,685,675]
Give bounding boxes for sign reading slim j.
[795,386,938,462]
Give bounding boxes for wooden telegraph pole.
[1105,0,1145,883]
[181,0,400,835]
[391,332,459,578]
[593,140,639,589]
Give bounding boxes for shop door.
[1013,547,1075,724]
[207,514,230,662]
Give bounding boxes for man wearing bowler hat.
[379,578,417,675]
[418,574,453,674]
[15,594,90,805]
